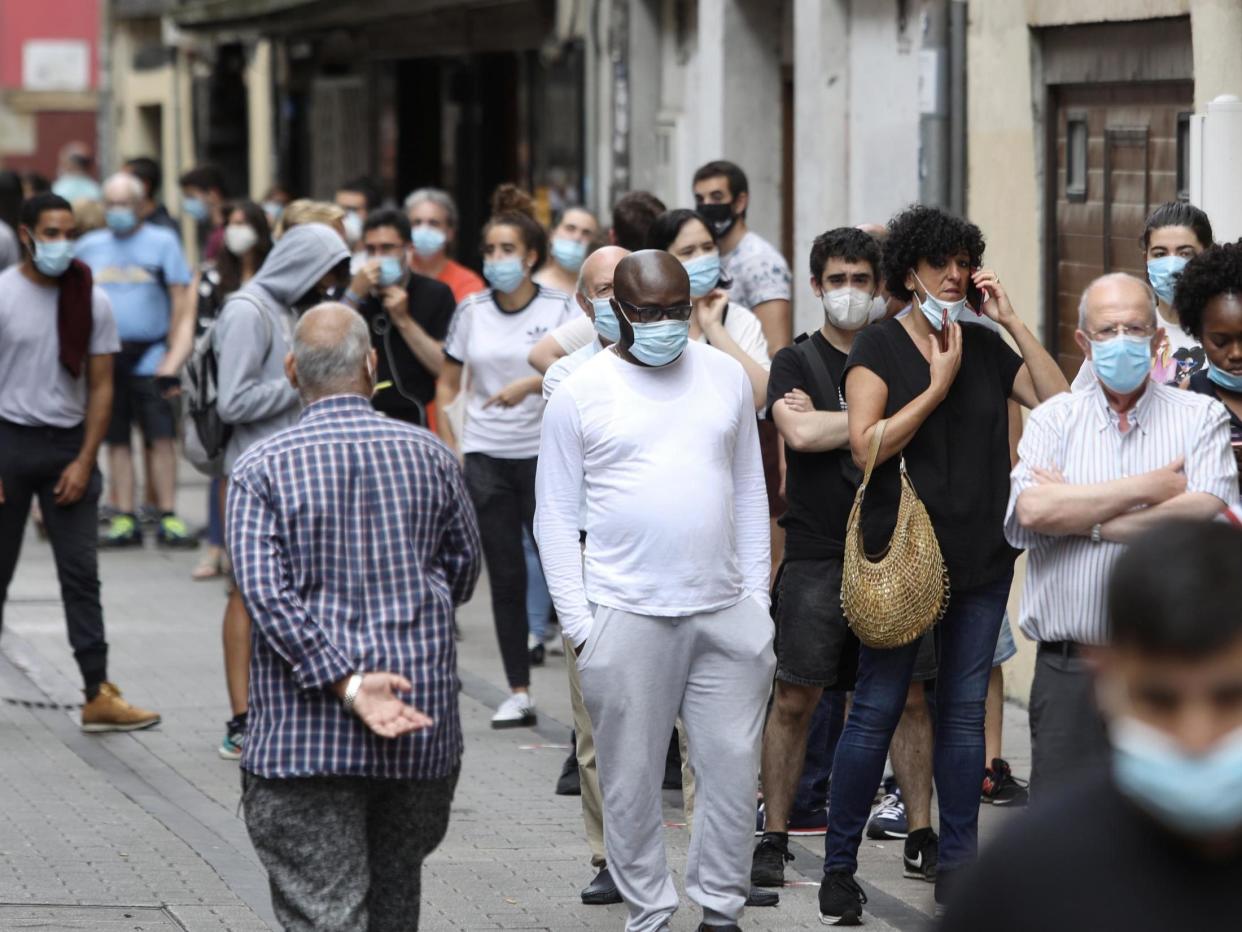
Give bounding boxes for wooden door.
[1046,82,1192,378]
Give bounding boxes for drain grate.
[0,904,184,929]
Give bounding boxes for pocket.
[575,607,612,671]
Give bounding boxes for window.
[1066,115,1087,202]
[1177,111,1191,202]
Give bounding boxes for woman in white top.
[436,186,577,727]
[645,209,770,408]
[533,206,599,296]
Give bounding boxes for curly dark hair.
[1171,242,1242,339]
[810,227,882,283]
[881,205,985,302]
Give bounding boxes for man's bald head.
[287,302,375,402]
[613,249,690,308]
[576,246,630,318]
[1078,273,1158,333]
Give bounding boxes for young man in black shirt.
[750,228,879,888]
[346,209,456,427]
[942,520,1242,932]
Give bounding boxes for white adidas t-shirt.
[444,286,577,458]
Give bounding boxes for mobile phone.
[938,310,949,351]
[966,278,985,315]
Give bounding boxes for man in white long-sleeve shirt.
[536,251,773,932]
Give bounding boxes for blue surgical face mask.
[1207,361,1242,393]
[484,257,526,295]
[1147,255,1188,305]
[378,255,405,287]
[1111,716,1242,836]
[616,302,690,367]
[551,237,588,273]
[912,271,967,331]
[412,225,447,258]
[591,296,621,343]
[105,207,137,234]
[183,196,209,223]
[32,238,74,277]
[683,253,721,299]
[1091,334,1152,394]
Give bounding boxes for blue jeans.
[823,572,1012,874]
[207,476,225,548]
[523,526,552,642]
[793,690,846,813]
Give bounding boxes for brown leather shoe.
[80,682,161,733]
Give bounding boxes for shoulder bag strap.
[793,334,844,409]
[861,419,888,488]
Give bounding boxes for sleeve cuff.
[291,636,355,692]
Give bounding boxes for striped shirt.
[227,395,481,779]
[1005,380,1238,645]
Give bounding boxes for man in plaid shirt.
[227,302,481,932]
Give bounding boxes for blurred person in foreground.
[941,520,1242,932]
[0,193,159,731]
[230,303,480,932]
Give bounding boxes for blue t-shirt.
[75,224,191,375]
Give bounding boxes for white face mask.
[868,295,889,323]
[343,210,364,245]
[821,287,874,331]
[224,224,258,257]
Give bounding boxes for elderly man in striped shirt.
[227,303,481,932]
[1006,272,1238,798]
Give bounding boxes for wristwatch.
[342,673,364,716]
[1090,523,1103,544]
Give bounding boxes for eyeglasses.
[615,298,694,324]
[1087,324,1156,341]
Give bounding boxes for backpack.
[183,292,272,476]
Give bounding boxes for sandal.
[192,547,226,581]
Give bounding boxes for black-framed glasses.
[615,297,694,323]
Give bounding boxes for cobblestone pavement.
[0,473,1031,931]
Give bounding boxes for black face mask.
[698,202,737,238]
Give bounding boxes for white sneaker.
[491,693,537,729]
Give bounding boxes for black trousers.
[0,419,108,692]
[242,769,458,932]
[463,452,535,690]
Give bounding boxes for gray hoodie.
[215,223,349,474]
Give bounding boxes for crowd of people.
[0,142,1240,932]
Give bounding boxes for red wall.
[0,0,101,90]
[1,112,97,177]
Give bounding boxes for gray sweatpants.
[580,596,775,932]
[242,769,458,932]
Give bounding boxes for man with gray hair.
[75,171,195,547]
[228,302,481,932]
[1006,272,1238,797]
[403,187,484,302]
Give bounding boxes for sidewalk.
[0,472,1032,930]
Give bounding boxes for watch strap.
[342,673,364,715]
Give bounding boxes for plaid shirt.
[227,394,481,779]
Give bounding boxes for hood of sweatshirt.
[242,222,349,310]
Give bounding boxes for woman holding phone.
[817,205,1068,924]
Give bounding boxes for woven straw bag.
[841,419,950,649]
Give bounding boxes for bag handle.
[861,419,888,488]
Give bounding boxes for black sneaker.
[934,865,964,919]
[982,757,1030,806]
[581,866,622,905]
[529,641,546,667]
[99,513,143,549]
[751,833,793,887]
[902,827,938,882]
[556,743,581,796]
[818,870,866,926]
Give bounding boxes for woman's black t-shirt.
[843,317,1023,591]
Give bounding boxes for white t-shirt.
[543,337,603,401]
[534,341,771,645]
[443,286,577,458]
[549,302,769,369]
[0,266,119,428]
